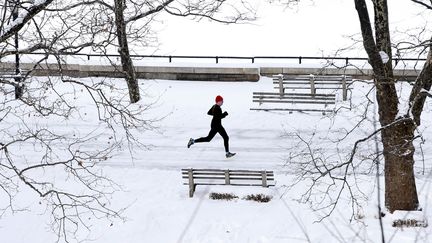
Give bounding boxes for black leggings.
[195,126,229,152]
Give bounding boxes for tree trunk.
[354,0,419,212]
[382,118,419,212]
[114,0,140,103]
[13,0,23,99]
[373,0,393,78]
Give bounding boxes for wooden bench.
[273,74,353,101]
[253,92,335,105]
[251,91,336,113]
[182,168,275,198]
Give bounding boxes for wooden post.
[309,74,316,97]
[225,170,230,185]
[261,171,268,187]
[277,74,284,98]
[188,169,195,198]
[342,75,347,101]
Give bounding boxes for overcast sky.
[154,0,430,57]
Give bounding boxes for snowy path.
[101,78,323,172]
[103,127,293,171]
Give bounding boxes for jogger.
[188,95,236,158]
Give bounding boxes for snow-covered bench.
[273,74,353,101]
[251,91,336,113]
[182,168,275,198]
[252,91,336,105]
[250,74,352,113]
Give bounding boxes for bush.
[243,194,272,203]
[392,219,428,228]
[209,192,238,201]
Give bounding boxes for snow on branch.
[420,88,432,97]
[0,0,54,43]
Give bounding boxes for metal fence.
[13,52,427,65]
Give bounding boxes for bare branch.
[126,0,174,23]
[408,37,432,125]
[45,0,114,11]
[411,0,432,10]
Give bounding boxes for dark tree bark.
[114,0,140,103]
[12,0,22,99]
[354,0,420,212]
[381,118,418,212]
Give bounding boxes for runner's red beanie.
[215,95,223,103]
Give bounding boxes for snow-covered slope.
[1,77,431,243]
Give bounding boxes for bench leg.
[189,183,195,198]
[188,169,195,197]
[262,171,268,187]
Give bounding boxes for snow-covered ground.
[1,76,432,243]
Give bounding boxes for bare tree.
[279,0,431,217]
[354,0,431,212]
[0,0,256,241]
[0,1,153,241]
[42,0,256,103]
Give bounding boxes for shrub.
[243,194,272,203]
[209,192,238,201]
[392,219,428,228]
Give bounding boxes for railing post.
[342,75,347,101]
[188,169,195,198]
[299,56,302,64]
[216,56,219,64]
[261,171,268,187]
[225,170,230,185]
[252,57,255,64]
[309,74,316,97]
[169,56,172,63]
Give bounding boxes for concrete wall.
[0,62,421,81]
[0,63,260,82]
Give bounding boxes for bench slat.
[182,176,274,181]
[182,172,274,176]
[252,95,335,100]
[273,86,352,90]
[181,168,273,173]
[276,78,353,82]
[183,183,275,187]
[253,92,335,97]
[274,75,353,80]
[273,81,353,85]
[250,108,333,112]
[253,99,335,105]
